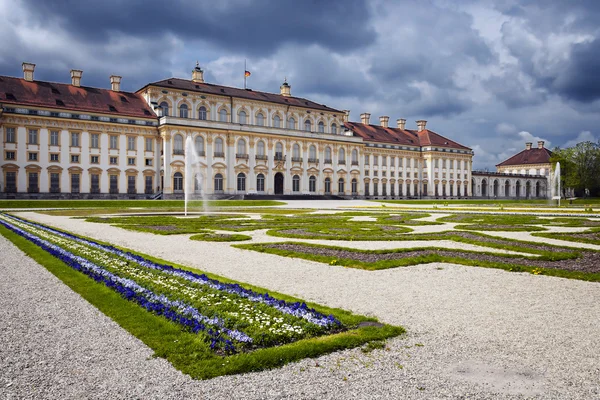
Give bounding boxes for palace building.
[1,62,483,199]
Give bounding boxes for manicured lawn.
[0,200,285,210]
[0,215,403,379]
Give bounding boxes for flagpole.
[244,59,247,89]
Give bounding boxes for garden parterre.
[0,213,397,357]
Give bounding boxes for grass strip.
[0,224,403,379]
[235,241,599,282]
[0,200,285,210]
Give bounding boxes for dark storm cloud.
[23,0,376,56]
[494,0,600,105]
[548,39,600,103]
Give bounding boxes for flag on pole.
[245,70,251,77]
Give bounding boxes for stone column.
[248,137,256,193]
[267,139,273,194]
[226,134,235,193]
[161,132,172,194]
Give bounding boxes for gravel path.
[2,212,600,399]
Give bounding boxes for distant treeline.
[551,141,600,197]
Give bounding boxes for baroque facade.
[1,62,481,199]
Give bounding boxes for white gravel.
[2,211,600,399]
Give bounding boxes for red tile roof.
[344,122,471,150]
[496,147,553,167]
[140,78,342,114]
[0,75,156,119]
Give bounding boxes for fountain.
[184,136,207,216]
[551,162,561,206]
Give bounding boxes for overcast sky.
[1,0,599,169]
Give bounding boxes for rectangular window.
[90,155,99,164]
[91,133,99,148]
[128,157,136,165]
[127,176,136,193]
[145,158,153,166]
[50,131,60,146]
[6,172,17,191]
[109,175,118,193]
[110,156,118,165]
[28,129,38,144]
[71,132,80,147]
[50,173,60,192]
[71,155,80,163]
[127,136,136,151]
[5,127,16,143]
[50,153,59,162]
[5,151,15,160]
[145,137,153,151]
[382,156,386,166]
[110,135,118,149]
[373,156,378,166]
[145,176,153,193]
[364,155,369,165]
[28,152,38,161]
[28,172,39,192]
[91,174,100,193]
[71,173,80,193]
[390,157,395,167]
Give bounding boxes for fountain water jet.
[551,162,561,206]
[184,136,207,216]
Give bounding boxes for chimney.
[397,118,406,130]
[360,113,371,125]
[280,78,291,97]
[192,62,204,83]
[110,75,122,91]
[416,120,427,132]
[342,110,350,122]
[22,62,35,82]
[526,142,532,150]
[379,116,389,128]
[70,69,83,87]
[538,140,545,149]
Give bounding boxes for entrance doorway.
[274,172,284,195]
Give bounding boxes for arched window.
[309,176,316,192]
[325,146,332,163]
[159,101,169,117]
[214,173,223,192]
[275,142,283,160]
[256,140,265,156]
[351,178,358,194]
[257,173,265,192]
[219,108,228,122]
[287,117,295,129]
[214,137,224,156]
[237,173,246,191]
[195,136,204,155]
[179,104,188,118]
[292,143,300,159]
[239,110,247,124]
[351,149,358,164]
[173,134,183,154]
[338,148,345,164]
[304,119,311,132]
[309,145,316,160]
[324,177,331,194]
[273,115,281,128]
[256,113,264,126]
[292,175,300,192]
[173,172,183,191]
[237,139,246,155]
[198,106,207,120]
[331,123,337,134]
[318,121,324,133]
[338,178,345,193]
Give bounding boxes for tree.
[551,142,600,196]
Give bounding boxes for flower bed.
[0,214,342,354]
